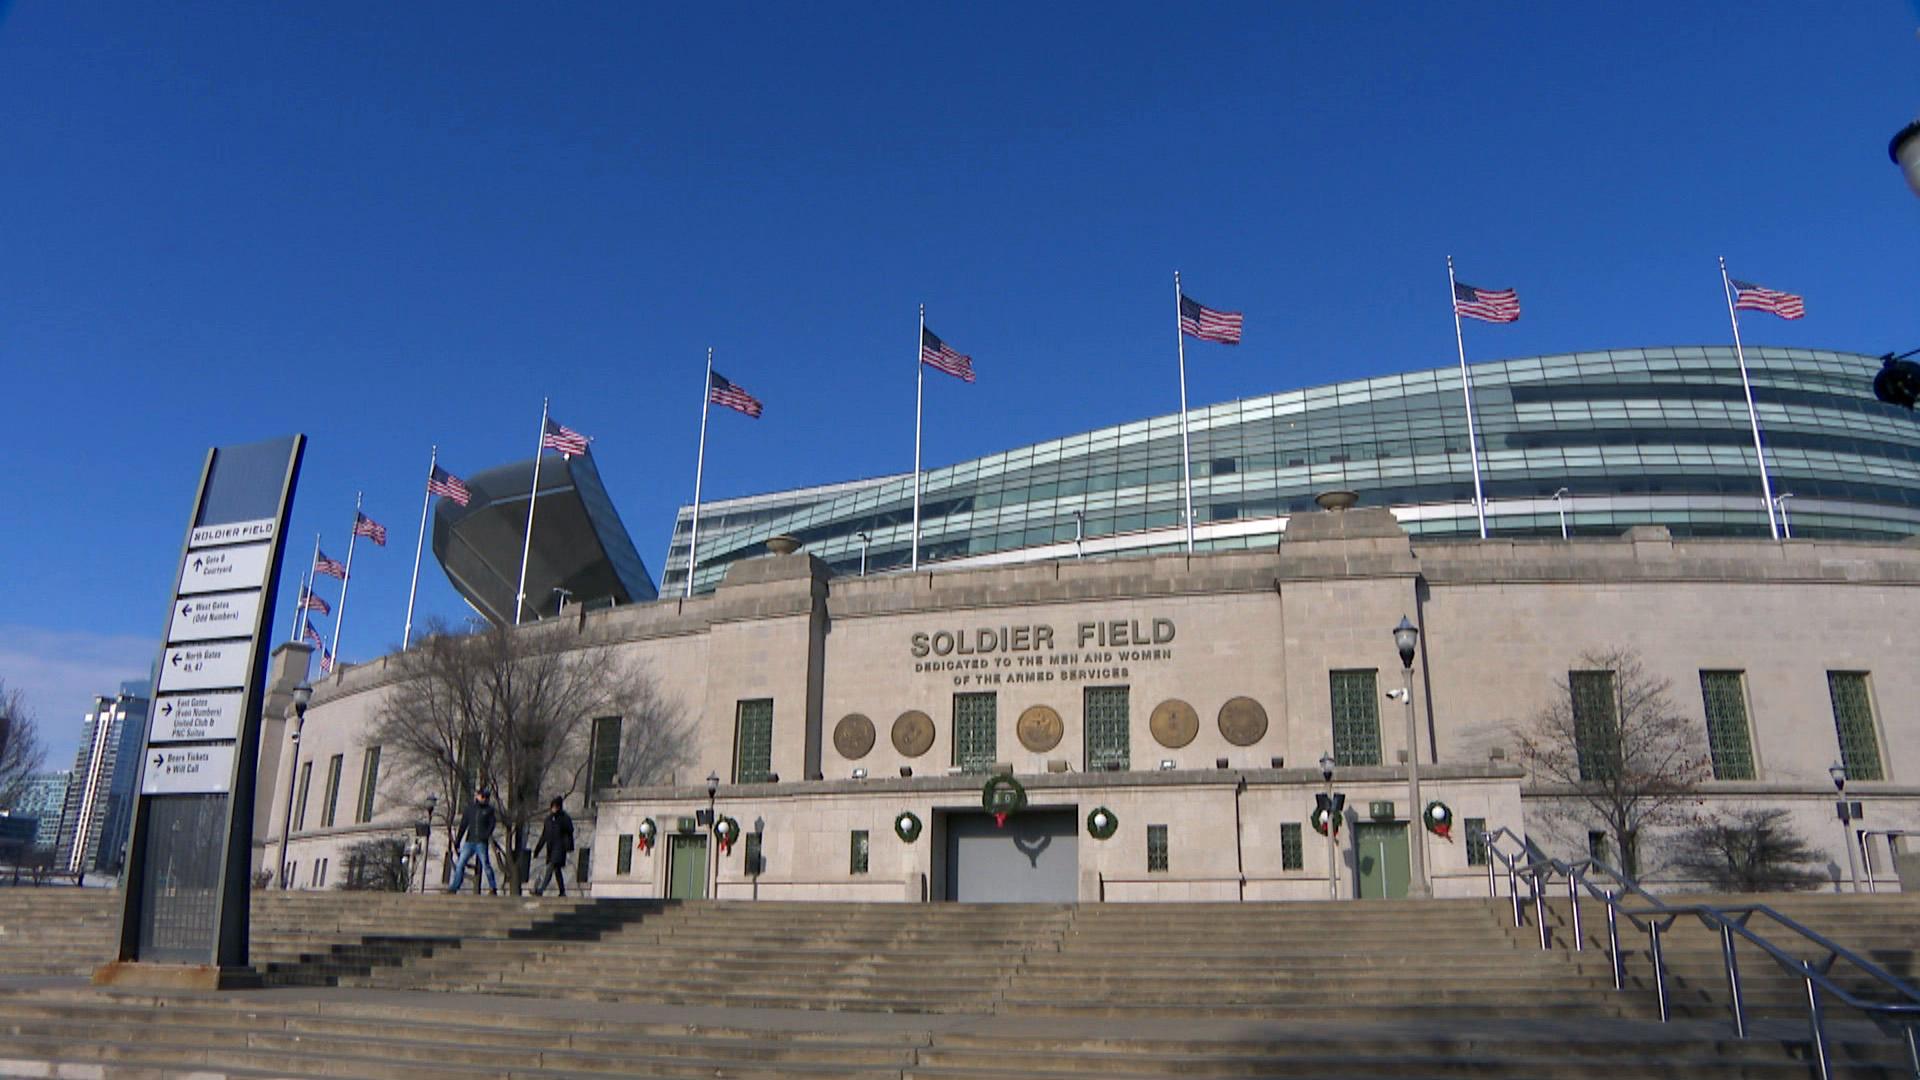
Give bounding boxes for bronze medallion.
[1217,696,1269,746]
[1017,705,1064,752]
[833,713,876,760]
[1149,699,1200,749]
[892,709,936,757]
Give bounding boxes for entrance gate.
[667,834,708,899]
[943,809,1077,902]
[1354,821,1411,899]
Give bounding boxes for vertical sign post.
[101,435,304,988]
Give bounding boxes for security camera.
[1385,688,1409,702]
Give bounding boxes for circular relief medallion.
[1217,696,1270,747]
[1149,699,1200,749]
[892,710,936,757]
[833,713,876,760]
[1016,705,1064,752]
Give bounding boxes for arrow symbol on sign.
[161,702,173,717]
[179,603,192,618]
[152,753,164,769]
[192,557,203,571]
[169,654,181,668]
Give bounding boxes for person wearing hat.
[447,788,498,895]
[530,796,575,897]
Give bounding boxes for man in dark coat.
[447,788,498,895]
[531,796,575,897]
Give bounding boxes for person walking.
[530,796,575,897]
[447,788,498,895]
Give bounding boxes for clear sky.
[2,4,1916,758]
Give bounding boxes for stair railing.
[1479,826,1920,1080]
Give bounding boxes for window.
[616,834,633,875]
[321,754,344,828]
[589,717,621,796]
[1280,823,1303,871]
[953,693,997,773]
[850,830,869,875]
[1330,670,1381,767]
[1828,672,1884,781]
[1465,818,1489,866]
[733,699,774,783]
[577,846,591,883]
[1147,824,1169,872]
[745,832,763,877]
[295,761,312,831]
[1587,830,1611,864]
[1084,686,1130,771]
[1699,672,1755,780]
[1570,670,1620,781]
[315,858,328,887]
[355,746,381,824]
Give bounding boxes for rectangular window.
[745,832,763,877]
[577,846,591,883]
[1330,670,1381,767]
[733,699,774,783]
[321,754,344,828]
[850,830,869,875]
[1827,672,1885,781]
[589,717,622,796]
[1465,818,1489,867]
[316,858,328,887]
[1147,824,1169,872]
[1587,830,1610,864]
[616,834,633,875]
[1699,672,1756,780]
[1280,822,1304,871]
[355,746,381,824]
[295,761,312,832]
[1570,670,1620,781]
[1084,686,1130,771]
[953,692,998,773]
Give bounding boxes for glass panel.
[356,746,380,824]
[295,762,311,832]
[1084,686,1130,771]
[1330,670,1381,767]
[734,700,774,783]
[1570,670,1619,781]
[1280,822,1303,871]
[850,830,869,875]
[321,754,343,828]
[1827,672,1884,781]
[1147,824,1169,872]
[616,834,633,875]
[1699,672,1755,780]
[590,716,622,793]
[953,693,997,773]
[1465,818,1489,866]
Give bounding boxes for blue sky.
[2,4,1916,757]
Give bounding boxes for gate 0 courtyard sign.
[105,435,304,986]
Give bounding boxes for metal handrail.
[1478,826,1920,1080]
[1860,829,1913,892]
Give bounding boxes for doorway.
[667,834,708,899]
[1354,821,1410,899]
[943,809,1078,902]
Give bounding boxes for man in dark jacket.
[530,796,575,897]
[447,788,498,895]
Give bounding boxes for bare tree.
[368,619,675,893]
[612,674,693,788]
[337,837,412,892]
[1674,808,1827,892]
[1513,648,1710,879]
[0,679,47,809]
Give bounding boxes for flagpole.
[911,304,926,572]
[1174,271,1195,553]
[686,349,714,598]
[515,399,549,625]
[288,567,309,642]
[402,447,435,650]
[1721,257,1781,540]
[1447,256,1489,539]
[331,493,361,666]
[291,534,320,641]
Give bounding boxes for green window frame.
[1699,671,1755,780]
[1827,672,1884,781]
[1570,670,1620,782]
[294,761,312,832]
[1465,818,1489,866]
[1280,822,1303,871]
[355,746,380,824]
[321,754,343,828]
[1084,686,1130,771]
[850,830,869,875]
[616,835,633,875]
[1330,670,1381,767]
[953,692,997,773]
[589,716,622,795]
[733,699,774,783]
[1147,824,1169,872]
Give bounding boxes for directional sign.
[176,542,272,596]
[189,517,278,550]
[167,592,262,644]
[150,691,244,744]
[157,641,253,693]
[141,744,235,795]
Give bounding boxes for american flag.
[314,550,347,580]
[299,592,331,615]
[709,372,764,417]
[1453,281,1521,323]
[302,620,324,649]
[920,327,976,383]
[352,512,388,546]
[1732,278,1805,320]
[543,417,590,456]
[1179,295,1243,345]
[319,647,335,674]
[427,464,472,506]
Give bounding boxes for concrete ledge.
[91,961,263,991]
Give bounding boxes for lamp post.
[1320,752,1340,900]
[418,793,438,892]
[1773,493,1794,540]
[1392,617,1432,898]
[277,684,312,888]
[706,771,720,899]
[1830,763,1860,893]
[1551,488,1570,540]
[1072,510,1085,559]
[856,532,870,577]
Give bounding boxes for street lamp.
[856,532,870,576]
[418,793,438,892]
[706,771,720,898]
[1319,752,1340,900]
[1893,120,1920,200]
[1773,493,1794,540]
[278,684,312,889]
[1830,763,1860,892]
[1392,617,1431,898]
[1551,488,1570,540]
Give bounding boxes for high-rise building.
[55,681,150,875]
[10,771,71,850]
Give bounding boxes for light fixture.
[290,684,313,718]
[706,772,719,800]
[852,767,868,780]
[1159,759,1176,771]
[1319,752,1335,783]
[1392,616,1419,670]
[1269,756,1285,769]
[1829,762,1848,794]
[898,765,913,778]
[1215,758,1230,770]
[1893,119,1920,199]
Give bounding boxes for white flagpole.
[1447,256,1490,539]
[1721,257,1781,540]
[686,349,714,598]
[331,493,361,665]
[911,305,925,572]
[515,400,550,625]
[1174,271,1195,553]
[290,534,320,641]
[288,567,309,642]
[403,447,435,650]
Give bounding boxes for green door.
[668,834,708,899]
[1355,822,1410,899]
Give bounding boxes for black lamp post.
[418,793,438,892]
[1830,763,1860,892]
[277,684,312,888]
[706,771,720,897]
[1392,617,1431,898]
[1319,752,1340,899]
